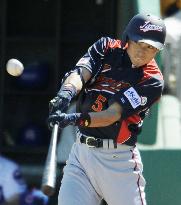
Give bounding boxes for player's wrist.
[48,112,91,129]
[57,83,77,100]
[49,84,77,114]
[75,113,91,127]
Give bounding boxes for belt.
[77,130,119,149]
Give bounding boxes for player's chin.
[132,60,148,68]
[132,62,144,68]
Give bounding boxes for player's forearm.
[49,68,92,114]
[63,72,83,94]
[63,68,92,95]
[48,102,123,128]
[87,102,122,127]
[88,109,121,127]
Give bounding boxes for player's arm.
[49,67,92,114]
[48,101,123,128]
[48,76,163,129]
[62,68,92,94]
[87,102,122,127]
[49,37,112,114]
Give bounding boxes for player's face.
[127,40,158,67]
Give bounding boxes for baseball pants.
[58,141,147,205]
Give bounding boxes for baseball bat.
[41,123,59,196]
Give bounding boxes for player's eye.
[147,45,154,49]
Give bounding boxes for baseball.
[6,58,24,76]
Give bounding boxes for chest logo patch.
[124,87,141,108]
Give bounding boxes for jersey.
[74,37,164,145]
[0,156,27,204]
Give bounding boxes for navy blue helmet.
[122,13,166,50]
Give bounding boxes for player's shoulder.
[143,59,163,81]
[97,36,122,49]
[139,59,164,92]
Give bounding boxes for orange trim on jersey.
[117,115,141,144]
[107,39,121,49]
[105,39,127,52]
[139,59,163,84]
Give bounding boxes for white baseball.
[6,59,24,76]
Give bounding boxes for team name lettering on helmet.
[140,21,163,32]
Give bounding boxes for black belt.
[80,135,103,148]
[79,134,117,148]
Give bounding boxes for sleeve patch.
[124,87,141,108]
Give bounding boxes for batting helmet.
[122,13,166,50]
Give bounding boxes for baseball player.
[48,13,166,205]
[0,155,27,205]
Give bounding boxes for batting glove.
[128,120,143,135]
[48,111,91,129]
[128,109,149,135]
[49,85,77,114]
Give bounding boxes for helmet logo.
[140,21,163,32]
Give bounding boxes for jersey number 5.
[92,94,107,112]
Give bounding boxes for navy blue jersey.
[74,37,163,145]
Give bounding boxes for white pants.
[58,142,147,205]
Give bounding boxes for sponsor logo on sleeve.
[124,87,141,108]
[141,96,147,106]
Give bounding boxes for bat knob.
[41,185,55,197]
